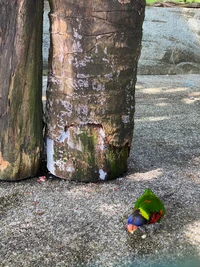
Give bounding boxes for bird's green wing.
[134,189,165,220]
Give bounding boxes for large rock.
[138,7,200,74]
[43,6,200,75]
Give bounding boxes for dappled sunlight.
[135,116,169,122]
[139,87,163,94]
[139,87,189,95]
[98,203,124,216]
[155,102,168,107]
[184,220,200,248]
[128,168,163,181]
[182,92,200,104]
[164,87,189,93]
[190,156,200,166]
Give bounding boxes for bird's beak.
[127,224,138,234]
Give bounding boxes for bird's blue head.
[127,210,147,233]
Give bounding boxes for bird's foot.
[138,226,147,233]
[147,223,161,237]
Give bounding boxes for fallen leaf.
[37,176,46,183]
[36,211,45,216]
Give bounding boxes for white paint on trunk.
[58,127,83,152]
[46,137,55,175]
[99,169,107,180]
[99,128,106,151]
[58,130,69,142]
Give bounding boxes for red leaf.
[37,176,46,183]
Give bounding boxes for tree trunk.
[46,0,145,182]
[0,0,43,180]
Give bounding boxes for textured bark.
[46,0,145,181]
[0,0,43,180]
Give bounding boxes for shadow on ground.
[0,74,200,267]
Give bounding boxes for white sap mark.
[99,128,106,151]
[85,56,93,63]
[104,73,113,81]
[77,105,88,116]
[73,58,80,68]
[77,74,90,79]
[57,128,82,152]
[95,43,98,54]
[98,95,106,106]
[47,137,55,175]
[102,58,110,63]
[58,53,64,63]
[77,79,89,88]
[118,0,131,3]
[99,128,106,139]
[92,81,105,91]
[49,75,61,85]
[74,56,93,68]
[66,166,75,172]
[104,47,107,55]
[61,100,72,117]
[76,74,90,88]
[73,28,82,40]
[67,127,83,151]
[99,169,107,180]
[122,115,130,124]
[73,58,87,68]
[58,130,69,142]
[72,41,83,53]
[79,60,87,67]
[54,160,75,174]
[55,159,66,172]
[76,18,82,30]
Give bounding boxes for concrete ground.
[0,74,200,267]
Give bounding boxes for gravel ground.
[1,74,200,267]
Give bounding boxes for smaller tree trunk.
[46,0,145,182]
[0,0,43,180]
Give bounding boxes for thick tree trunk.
[0,0,43,180]
[46,0,145,182]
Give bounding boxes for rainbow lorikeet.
[127,188,165,234]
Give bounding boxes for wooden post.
[46,0,145,181]
[0,0,43,180]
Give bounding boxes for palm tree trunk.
[46,0,145,181]
[0,0,43,180]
